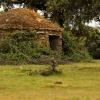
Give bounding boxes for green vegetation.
[0,1,100,63]
[0,1,99,100]
[1,29,99,63]
[85,27,100,59]
[0,60,100,100]
[62,26,100,61]
[62,31,91,61]
[0,30,50,63]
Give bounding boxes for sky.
[0,5,100,28]
[0,5,4,12]
[87,20,100,28]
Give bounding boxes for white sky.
[87,20,100,28]
[0,5,100,28]
[0,5,4,12]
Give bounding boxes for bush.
[85,28,100,59]
[0,30,51,63]
[62,31,91,61]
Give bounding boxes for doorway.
[49,35,59,50]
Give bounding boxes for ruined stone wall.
[36,30,62,52]
[0,29,62,53]
[36,32,49,48]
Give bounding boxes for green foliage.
[0,30,50,63]
[0,0,47,11]
[85,27,100,59]
[46,0,100,31]
[62,31,91,61]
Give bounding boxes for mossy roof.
[0,8,63,31]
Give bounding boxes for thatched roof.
[0,8,63,31]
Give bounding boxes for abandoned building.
[0,8,63,52]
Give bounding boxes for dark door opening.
[49,35,59,50]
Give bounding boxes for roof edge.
[0,27,64,32]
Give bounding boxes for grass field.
[0,60,100,100]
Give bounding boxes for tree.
[0,0,47,11]
[46,0,100,34]
[0,0,100,35]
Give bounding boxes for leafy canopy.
[0,0,100,34]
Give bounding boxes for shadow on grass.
[20,66,63,76]
[40,69,63,76]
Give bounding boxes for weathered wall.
[0,29,62,52]
[36,30,62,52]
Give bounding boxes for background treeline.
[63,27,100,60]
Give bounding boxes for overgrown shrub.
[85,28,100,59]
[62,31,91,61]
[0,30,51,63]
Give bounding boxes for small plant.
[50,57,57,72]
[27,69,33,76]
[40,58,63,76]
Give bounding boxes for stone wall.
[36,30,62,52]
[0,29,62,53]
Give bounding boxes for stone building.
[0,8,63,52]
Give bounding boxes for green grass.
[0,60,100,100]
